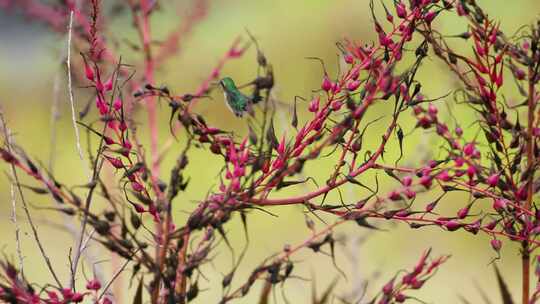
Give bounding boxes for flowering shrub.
[0,0,539,303]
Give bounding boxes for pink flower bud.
[423,11,436,25]
[241,148,249,163]
[396,2,407,18]
[444,220,461,231]
[344,54,354,64]
[331,100,343,111]
[455,127,463,137]
[388,190,402,201]
[404,188,416,199]
[466,165,477,178]
[107,120,118,131]
[96,96,108,115]
[61,288,74,299]
[107,157,123,169]
[457,206,469,219]
[382,279,394,295]
[231,178,240,191]
[277,135,286,155]
[515,68,526,80]
[347,80,361,91]
[463,143,475,156]
[133,203,145,213]
[228,144,238,163]
[350,68,360,80]
[428,104,438,115]
[491,239,502,251]
[331,82,341,94]
[493,198,507,212]
[386,11,394,23]
[104,136,115,145]
[104,77,113,91]
[309,96,320,112]
[102,297,113,304]
[487,173,499,187]
[95,80,104,92]
[84,63,95,81]
[113,98,122,111]
[517,185,528,200]
[401,175,413,187]
[485,219,498,230]
[72,293,84,302]
[411,279,425,289]
[395,293,406,302]
[321,76,332,92]
[437,170,451,182]
[86,279,102,290]
[233,166,245,177]
[272,158,284,170]
[131,181,144,192]
[419,175,432,188]
[119,121,128,131]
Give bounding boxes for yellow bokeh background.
[1,1,540,303]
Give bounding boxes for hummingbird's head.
[219,77,237,91]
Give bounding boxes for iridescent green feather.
[220,77,251,117]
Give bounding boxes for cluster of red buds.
[376,249,449,304]
[3,0,540,303]
[0,261,112,304]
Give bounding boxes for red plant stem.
[138,0,159,178]
[523,64,536,304]
[173,231,191,298]
[128,1,167,303]
[223,220,345,301]
[251,117,397,206]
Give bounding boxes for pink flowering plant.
[0,0,539,303]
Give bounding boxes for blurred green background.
[1,0,540,303]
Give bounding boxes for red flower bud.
[84,63,95,81]
[444,220,462,231]
[401,175,413,187]
[382,279,394,295]
[113,98,122,111]
[309,96,320,112]
[321,76,332,92]
[396,2,407,18]
[463,143,475,156]
[131,181,144,192]
[107,157,123,169]
[487,173,499,187]
[491,239,502,251]
[347,80,361,91]
[104,77,113,91]
[457,206,469,219]
[437,170,451,182]
[493,198,507,212]
[86,279,102,290]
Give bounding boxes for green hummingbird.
[219,77,252,117]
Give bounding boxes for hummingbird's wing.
[224,91,249,117]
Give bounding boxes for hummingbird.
[219,77,253,117]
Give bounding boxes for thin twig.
[68,8,115,288]
[66,11,85,163]
[0,109,63,288]
[3,118,24,278]
[96,249,139,303]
